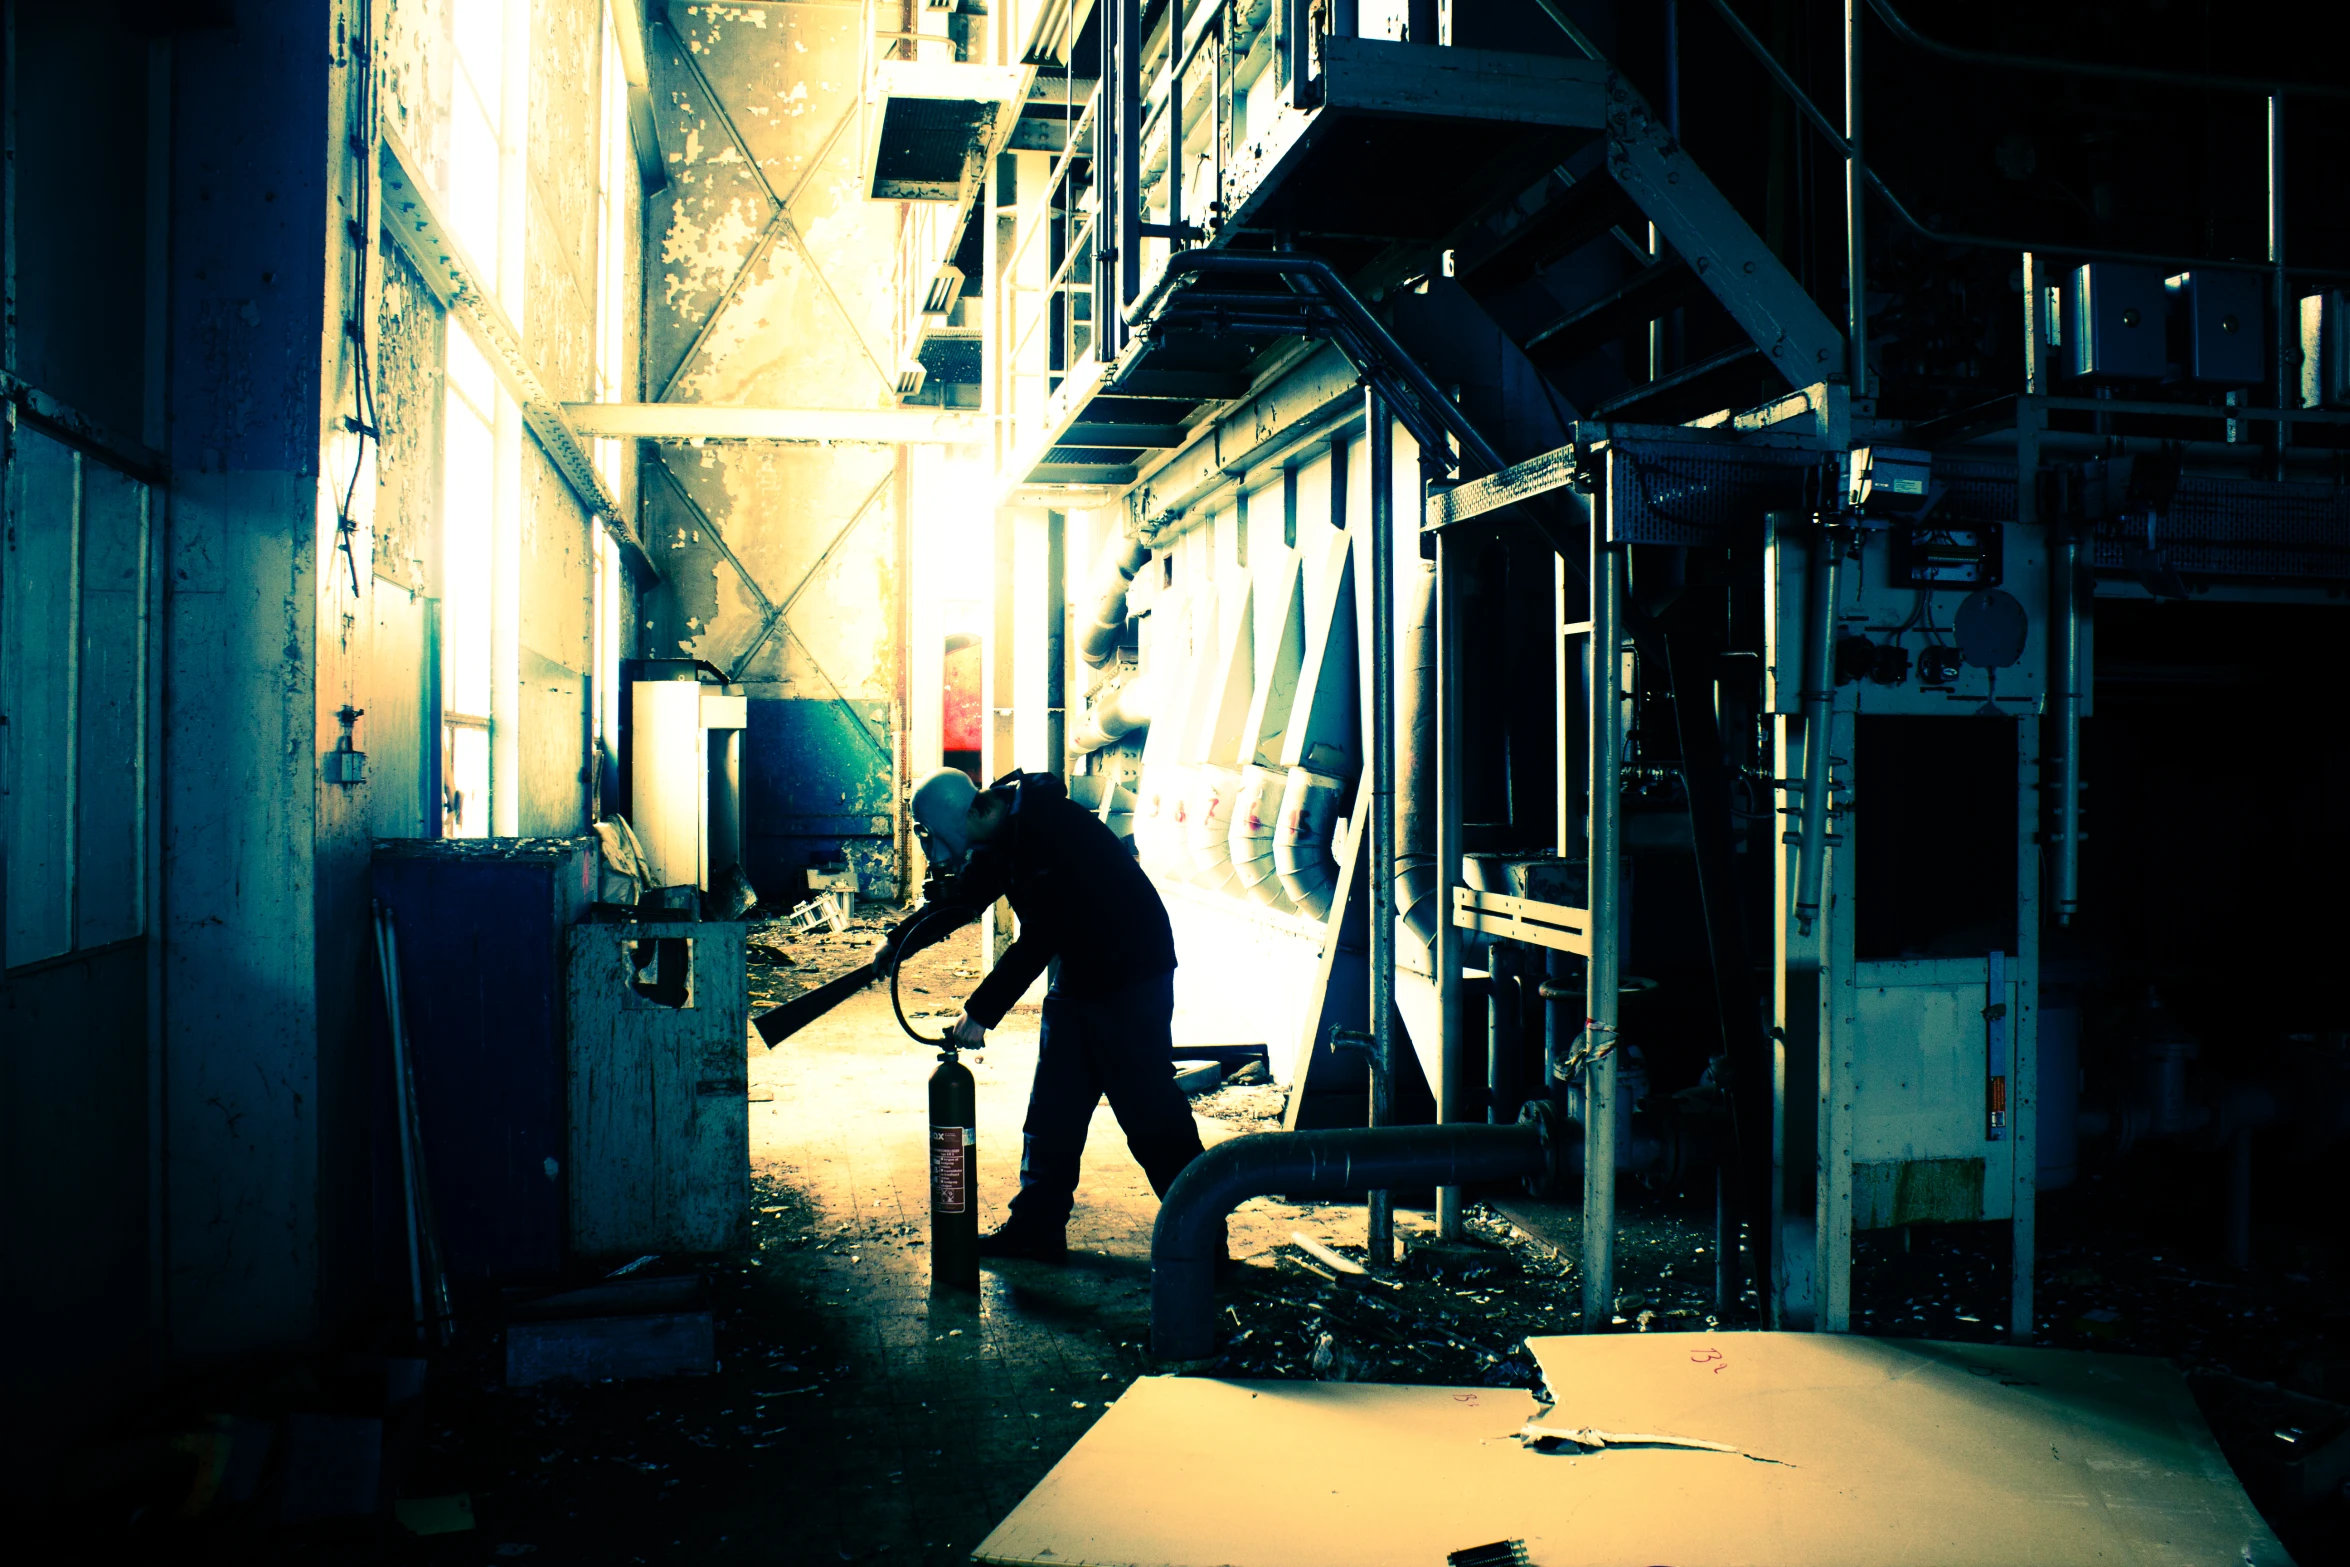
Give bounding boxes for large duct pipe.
[1081,536,1152,667]
[1272,766,1345,917]
[1151,1121,1556,1361]
[1185,763,1242,891]
[1227,763,1297,912]
[1069,673,1153,753]
[1393,559,1440,967]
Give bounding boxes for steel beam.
[560,403,990,444]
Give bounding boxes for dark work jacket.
[893,773,1176,1027]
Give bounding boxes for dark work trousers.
[1004,971,1204,1234]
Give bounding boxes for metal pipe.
[1793,524,1842,937]
[1843,0,1866,397]
[1116,0,1144,347]
[1366,385,1398,1270]
[1079,536,1151,666]
[2022,251,2046,395]
[1394,558,1440,966]
[2269,94,2289,482]
[1864,0,2350,100]
[1435,504,1466,1239]
[1699,0,2342,281]
[1069,673,1153,752]
[1046,511,1067,777]
[1151,1122,1554,1359]
[1095,0,1118,358]
[1583,529,1624,1330]
[2051,525,2081,925]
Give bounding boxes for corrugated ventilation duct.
[1227,763,1295,911]
[1080,536,1152,667]
[1266,531,1358,918]
[1182,579,1255,892]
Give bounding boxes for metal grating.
[1604,442,1825,545]
[2091,475,2350,581]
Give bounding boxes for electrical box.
[2064,263,2166,381]
[2303,291,2350,409]
[2169,270,2263,385]
[1850,446,1932,514]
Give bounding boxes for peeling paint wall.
[645,2,914,903]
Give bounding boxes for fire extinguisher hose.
[886,903,954,1047]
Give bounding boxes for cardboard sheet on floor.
[974,1334,2290,1567]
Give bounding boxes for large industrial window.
[449,0,523,305]
[442,325,499,837]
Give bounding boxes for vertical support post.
[1093,0,1113,356]
[895,445,916,893]
[2011,718,2041,1340]
[1434,479,1465,1241]
[1793,526,1842,936]
[1212,6,1226,234]
[1045,510,1067,779]
[1332,0,1358,40]
[1164,0,1183,247]
[1408,0,1439,45]
[1842,0,1866,399]
[2267,93,2288,481]
[1582,506,1622,1331]
[2051,526,2080,928]
[1816,702,1856,1333]
[1365,387,1397,1269]
[1117,0,1143,323]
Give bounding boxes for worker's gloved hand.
[948,1010,987,1050]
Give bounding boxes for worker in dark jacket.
[879,767,1204,1263]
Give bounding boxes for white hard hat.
[910,767,979,862]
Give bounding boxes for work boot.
[975,1224,1067,1265]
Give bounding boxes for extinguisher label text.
[931,1125,971,1213]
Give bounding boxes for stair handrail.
[1864,0,2350,101]
[1699,0,2349,280]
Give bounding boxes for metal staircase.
[1001,0,1849,499]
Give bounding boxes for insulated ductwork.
[1227,762,1296,911]
[1070,673,1152,754]
[1393,559,1439,969]
[1080,536,1151,667]
[1272,766,1345,917]
[1181,579,1256,892]
[1185,763,1242,893]
[1266,531,1358,919]
[1225,557,1306,912]
[1132,583,1211,880]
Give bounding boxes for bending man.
[882,767,1204,1263]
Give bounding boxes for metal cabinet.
[565,919,749,1257]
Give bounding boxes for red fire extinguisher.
[928,1045,979,1292]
